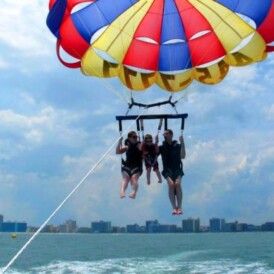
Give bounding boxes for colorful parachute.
[47,0,274,92]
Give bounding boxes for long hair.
[125,131,138,145]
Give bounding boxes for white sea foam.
[2,257,274,274]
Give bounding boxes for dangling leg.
[155,169,162,183]
[175,176,183,214]
[120,171,130,198]
[167,177,177,214]
[129,172,141,199]
[153,162,162,183]
[146,167,151,185]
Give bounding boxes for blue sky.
[0,1,274,228]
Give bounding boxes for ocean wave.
[2,257,274,274]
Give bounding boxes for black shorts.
[162,168,184,181]
[122,166,143,178]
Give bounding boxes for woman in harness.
[141,134,162,185]
[116,131,143,199]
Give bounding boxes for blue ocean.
[0,233,274,273]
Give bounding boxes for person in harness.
[116,131,143,199]
[157,129,186,215]
[141,134,162,185]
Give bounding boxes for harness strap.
[158,118,163,131]
[140,119,144,140]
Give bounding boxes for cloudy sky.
[0,1,274,228]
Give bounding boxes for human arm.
[179,135,186,159]
[116,137,128,154]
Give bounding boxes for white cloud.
[0,105,91,163]
[266,53,274,65]
[264,104,274,120]
[0,56,9,69]
[0,108,50,128]
[266,193,274,211]
[185,128,274,218]
[250,146,274,174]
[228,65,258,88]
[0,171,37,222]
[19,92,36,106]
[0,1,51,56]
[0,139,24,160]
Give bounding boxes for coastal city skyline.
[1,213,274,234]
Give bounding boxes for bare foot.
[172,209,177,215]
[120,193,126,198]
[129,193,136,199]
[177,208,183,215]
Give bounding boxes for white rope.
[1,108,147,274]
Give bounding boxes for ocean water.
[0,233,274,274]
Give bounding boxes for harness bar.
[127,96,177,110]
[116,114,188,132]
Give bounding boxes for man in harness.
[157,129,186,215]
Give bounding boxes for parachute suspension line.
[168,92,179,114]
[172,87,197,106]
[139,119,144,140]
[157,118,164,136]
[121,85,132,107]
[82,62,127,104]
[125,90,134,115]
[2,109,148,274]
[125,94,179,115]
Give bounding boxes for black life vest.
[122,141,143,169]
[159,140,182,171]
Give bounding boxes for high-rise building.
[236,223,248,232]
[158,225,177,233]
[182,218,200,233]
[43,224,58,233]
[209,218,225,232]
[224,222,237,232]
[126,224,141,233]
[147,223,160,233]
[77,227,92,233]
[146,220,159,233]
[262,222,274,231]
[1,222,27,232]
[66,219,77,233]
[58,224,67,233]
[91,221,112,233]
[0,215,3,231]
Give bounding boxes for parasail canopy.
[47,0,274,92]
